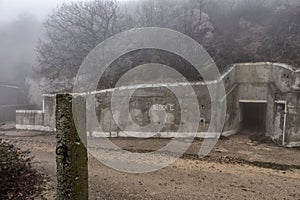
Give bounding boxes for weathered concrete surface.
[16,94,55,131]
[87,62,300,147]
[15,110,52,131]
[56,94,88,200]
[44,95,56,130]
[16,62,300,147]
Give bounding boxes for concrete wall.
[43,95,56,130]
[15,62,300,147]
[1,104,37,122]
[233,63,300,147]
[15,94,55,132]
[15,110,51,131]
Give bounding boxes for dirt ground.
[0,128,300,200]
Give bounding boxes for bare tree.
[35,0,300,92]
[136,0,213,42]
[36,0,122,91]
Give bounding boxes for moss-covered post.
[56,94,88,200]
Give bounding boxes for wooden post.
[56,94,88,200]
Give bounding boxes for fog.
[0,0,131,85]
[0,0,81,85]
[0,0,78,23]
[0,0,299,91]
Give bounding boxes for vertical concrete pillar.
[44,94,57,131]
[56,94,88,200]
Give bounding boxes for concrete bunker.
[15,62,300,147]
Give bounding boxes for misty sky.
[0,0,81,23]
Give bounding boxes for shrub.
[0,139,44,199]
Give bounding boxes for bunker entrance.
[240,102,267,134]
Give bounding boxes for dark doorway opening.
[240,102,267,133]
